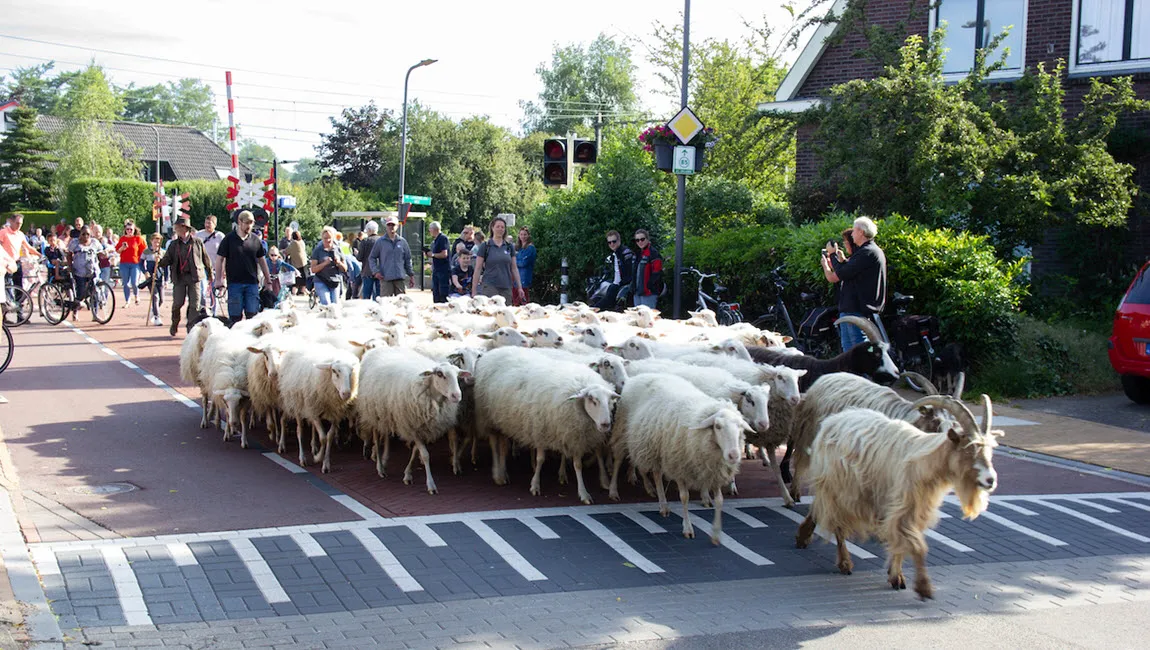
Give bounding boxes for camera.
[422,245,431,253]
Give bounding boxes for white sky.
[0,0,805,167]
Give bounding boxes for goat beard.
[955,482,990,520]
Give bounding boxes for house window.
[933,0,1027,76]
[1076,0,1149,68]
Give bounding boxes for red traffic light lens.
[543,140,565,161]
[543,162,566,185]
[573,141,597,163]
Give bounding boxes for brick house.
[759,0,1150,274]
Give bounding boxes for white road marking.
[988,500,1039,516]
[29,547,60,576]
[463,520,547,582]
[1031,499,1150,543]
[329,494,384,522]
[976,510,1067,547]
[142,374,164,386]
[764,505,876,560]
[119,359,139,369]
[229,538,290,604]
[1098,496,1150,513]
[101,546,152,626]
[349,528,424,592]
[166,543,198,567]
[685,513,773,566]
[924,529,974,553]
[621,510,666,534]
[1059,497,1120,513]
[406,523,448,547]
[100,347,117,356]
[289,533,327,558]
[568,513,663,574]
[262,452,308,474]
[726,507,767,528]
[516,516,559,540]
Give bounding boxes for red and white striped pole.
[226,71,238,178]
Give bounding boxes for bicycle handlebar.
[680,267,717,280]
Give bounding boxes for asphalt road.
[1009,392,1150,434]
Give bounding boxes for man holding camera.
[821,216,887,352]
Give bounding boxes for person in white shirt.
[195,214,224,315]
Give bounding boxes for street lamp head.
[419,58,437,67]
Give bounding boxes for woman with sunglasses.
[630,229,663,309]
[115,220,147,305]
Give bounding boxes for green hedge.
[1,210,58,233]
[684,213,1027,363]
[63,178,233,235]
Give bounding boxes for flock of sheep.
[179,294,1001,600]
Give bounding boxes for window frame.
[1070,0,1150,76]
[930,0,1029,82]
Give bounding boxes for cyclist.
[589,230,634,311]
[1,213,42,290]
[66,226,104,319]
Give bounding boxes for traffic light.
[542,138,567,186]
[573,139,597,164]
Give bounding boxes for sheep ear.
[568,388,590,401]
[918,405,935,417]
[740,420,755,434]
[447,352,462,363]
[795,369,808,377]
[989,428,1005,439]
[477,332,493,340]
[348,340,365,348]
[692,413,719,430]
[315,363,333,371]
[420,370,434,378]
[246,345,263,354]
[588,361,598,370]
[326,321,340,330]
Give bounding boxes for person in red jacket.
[115,220,147,305]
[630,229,663,309]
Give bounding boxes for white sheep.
[474,347,618,504]
[198,330,258,445]
[179,318,229,419]
[609,373,750,544]
[796,397,1000,599]
[277,344,360,473]
[245,334,294,452]
[355,348,465,493]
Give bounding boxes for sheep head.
[568,384,618,434]
[493,307,519,329]
[589,355,628,393]
[692,407,750,466]
[479,327,531,348]
[421,363,464,404]
[531,327,564,348]
[835,315,900,383]
[615,337,654,360]
[577,325,608,350]
[248,343,288,380]
[447,348,483,384]
[315,358,360,402]
[714,338,752,361]
[760,365,805,406]
[915,394,1000,519]
[738,385,772,434]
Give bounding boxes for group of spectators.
[589,228,664,311]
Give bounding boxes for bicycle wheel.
[308,290,318,309]
[3,287,32,327]
[717,305,742,326]
[40,283,70,325]
[89,280,116,324]
[0,324,12,375]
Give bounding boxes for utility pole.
[594,111,603,152]
[673,0,690,319]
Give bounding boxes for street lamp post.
[399,59,437,219]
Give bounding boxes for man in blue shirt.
[426,221,451,303]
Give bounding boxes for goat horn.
[908,395,980,438]
[834,315,883,345]
[900,371,939,395]
[952,371,966,399]
[980,393,993,435]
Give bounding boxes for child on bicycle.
[139,233,165,326]
[266,246,298,308]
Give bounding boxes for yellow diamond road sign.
[668,106,704,145]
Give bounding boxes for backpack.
[889,314,942,357]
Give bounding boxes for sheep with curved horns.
[743,315,900,391]
[786,372,955,504]
[355,348,465,494]
[474,347,618,504]
[796,395,1001,600]
[609,373,750,544]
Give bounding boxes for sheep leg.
[710,490,724,546]
[795,514,816,549]
[447,428,462,476]
[321,421,337,474]
[498,437,511,485]
[470,434,479,467]
[727,480,738,496]
[239,405,250,449]
[679,482,695,539]
[278,414,289,454]
[700,489,713,508]
[596,451,610,491]
[200,396,210,428]
[530,447,545,496]
[415,441,437,495]
[789,464,804,504]
[608,453,625,502]
[627,465,639,486]
[489,435,507,486]
[780,442,794,484]
[403,445,420,485]
[835,533,853,575]
[378,433,391,478]
[641,471,657,497]
[573,455,592,505]
[887,553,906,590]
[557,456,568,485]
[910,540,932,600]
[765,446,795,508]
[654,471,669,517]
[757,445,769,467]
[296,419,308,467]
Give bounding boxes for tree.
[0,63,74,115]
[120,78,216,131]
[55,65,123,121]
[289,158,323,183]
[520,34,640,134]
[239,139,276,178]
[316,103,389,190]
[0,106,56,211]
[287,178,367,241]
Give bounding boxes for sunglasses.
[606,239,618,244]
[634,237,647,242]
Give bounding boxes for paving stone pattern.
[31,493,1150,632]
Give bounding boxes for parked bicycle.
[873,293,963,395]
[680,267,742,325]
[749,265,838,358]
[40,271,116,326]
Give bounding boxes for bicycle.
[0,321,12,375]
[680,267,742,325]
[874,292,963,395]
[2,278,32,327]
[41,273,117,326]
[749,265,839,358]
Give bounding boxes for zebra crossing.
[30,492,1150,629]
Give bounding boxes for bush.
[2,210,58,232]
[62,178,154,234]
[168,180,231,229]
[972,315,1118,398]
[684,212,1026,364]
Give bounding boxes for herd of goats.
[179,295,1002,600]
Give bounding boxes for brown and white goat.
[795,395,1001,600]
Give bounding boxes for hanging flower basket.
[640,125,717,173]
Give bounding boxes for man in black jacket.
[590,230,635,311]
[822,216,887,352]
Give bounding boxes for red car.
[1110,260,1150,404]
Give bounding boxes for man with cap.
[214,210,271,324]
[367,215,414,297]
[156,215,213,336]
